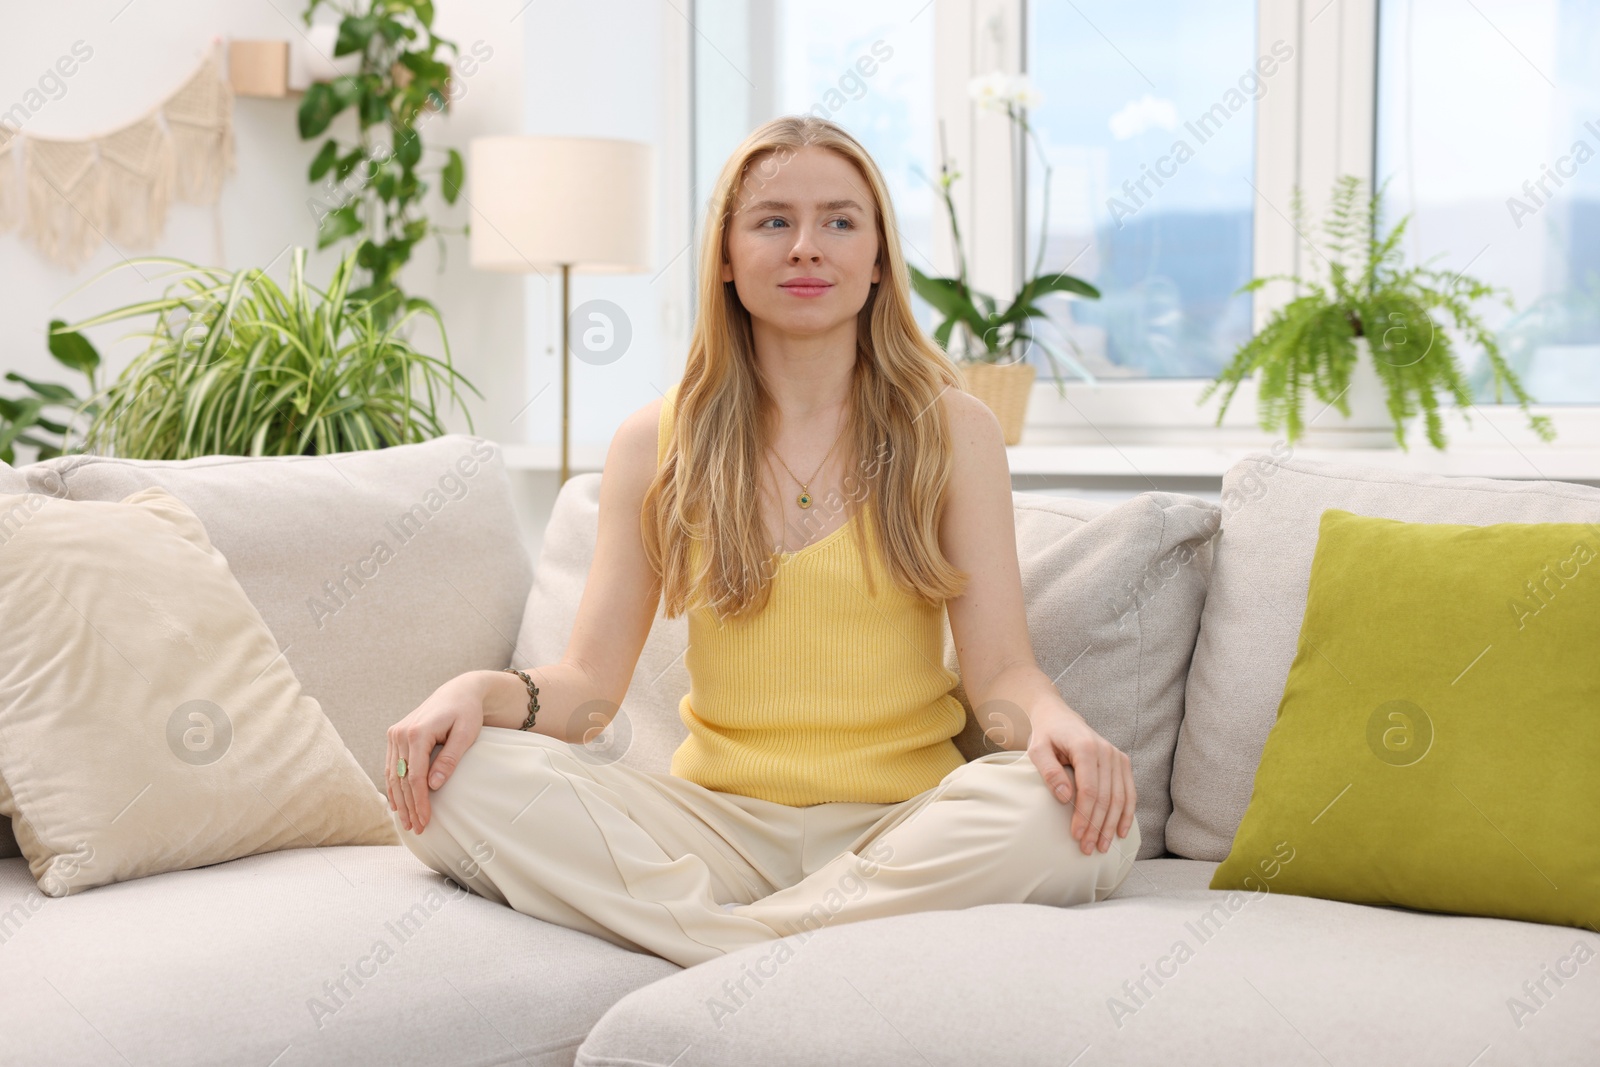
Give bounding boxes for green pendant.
[798,493,811,508]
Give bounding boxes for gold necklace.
[770,415,848,510]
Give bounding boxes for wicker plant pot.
[961,360,1035,445]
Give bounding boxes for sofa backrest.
[1169,450,1600,862]
[514,472,1222,859]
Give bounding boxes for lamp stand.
[560,261,571,485]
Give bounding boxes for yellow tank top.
[656,382,968,806]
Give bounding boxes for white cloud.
[1108,94,1179,140]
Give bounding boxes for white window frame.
[935,0,1599,449]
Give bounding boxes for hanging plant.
[297,0,466,325]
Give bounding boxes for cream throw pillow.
[0,486,398,897]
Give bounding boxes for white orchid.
[967,71,1044,113]
[967,71,1010,112]
[1011,75,1044,111]
[925,70,1093,387]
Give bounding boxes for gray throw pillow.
[943,491,1219,858]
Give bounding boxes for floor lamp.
[468,135,655,484]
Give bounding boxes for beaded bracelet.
[501,667,540,731]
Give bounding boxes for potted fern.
[47,245,480,459]
[1199,175,1555,451]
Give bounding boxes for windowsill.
[496,379,1600,485]
[496,440,1600,482]
[1000,442,1600,481]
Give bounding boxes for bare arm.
[388,397,665,832]
[937,389,1135,855]
[498,395,667,742]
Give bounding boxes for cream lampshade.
[468,135,655,483]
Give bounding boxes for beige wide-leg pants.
[395,726,1139,969]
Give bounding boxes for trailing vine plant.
[297,0,467,325]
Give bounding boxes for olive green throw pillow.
[1211,508,1599,930]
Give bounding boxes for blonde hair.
[642,115,970,621]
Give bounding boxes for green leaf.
[374,161,397,200]
[907,267,973,317]
[393,127,422,169]
[359,88,391,129]
[0,398,45,455]
[6,370,78,403]
[334,15,378,57]
[298,82,341,139]
[441,148,463,204]
[1026,272,1101,301]
[414,0,435,28]
[308,138,339,181]
[334,146,367,182]
[318,204,363,249]
[399,51,449,82]
[908,268,990,338]
[334,76,363,111]
[47,319,100,375]
[357,239,388,276]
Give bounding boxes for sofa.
[1,434,1596,1066]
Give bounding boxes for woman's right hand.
[386,673,487,834]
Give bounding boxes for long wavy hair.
[642,115,971,622]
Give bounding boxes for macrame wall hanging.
[0,39,235,271]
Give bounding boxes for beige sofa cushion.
[515,474,1220,858]
[0,845,676,1065]
[1167,451,1600,861]
[0,487,396,895]
[575,862,1597,1066]
[11,435,532,798]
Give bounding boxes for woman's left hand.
[1025,705,1136,855]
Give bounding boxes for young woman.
[385,115,1139,969]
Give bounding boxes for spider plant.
[48,245,480,459]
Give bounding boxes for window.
[1377,0,1600,404]
[691,0,937,333]
[676,0,1594,443]
[1021,0,1260,380]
